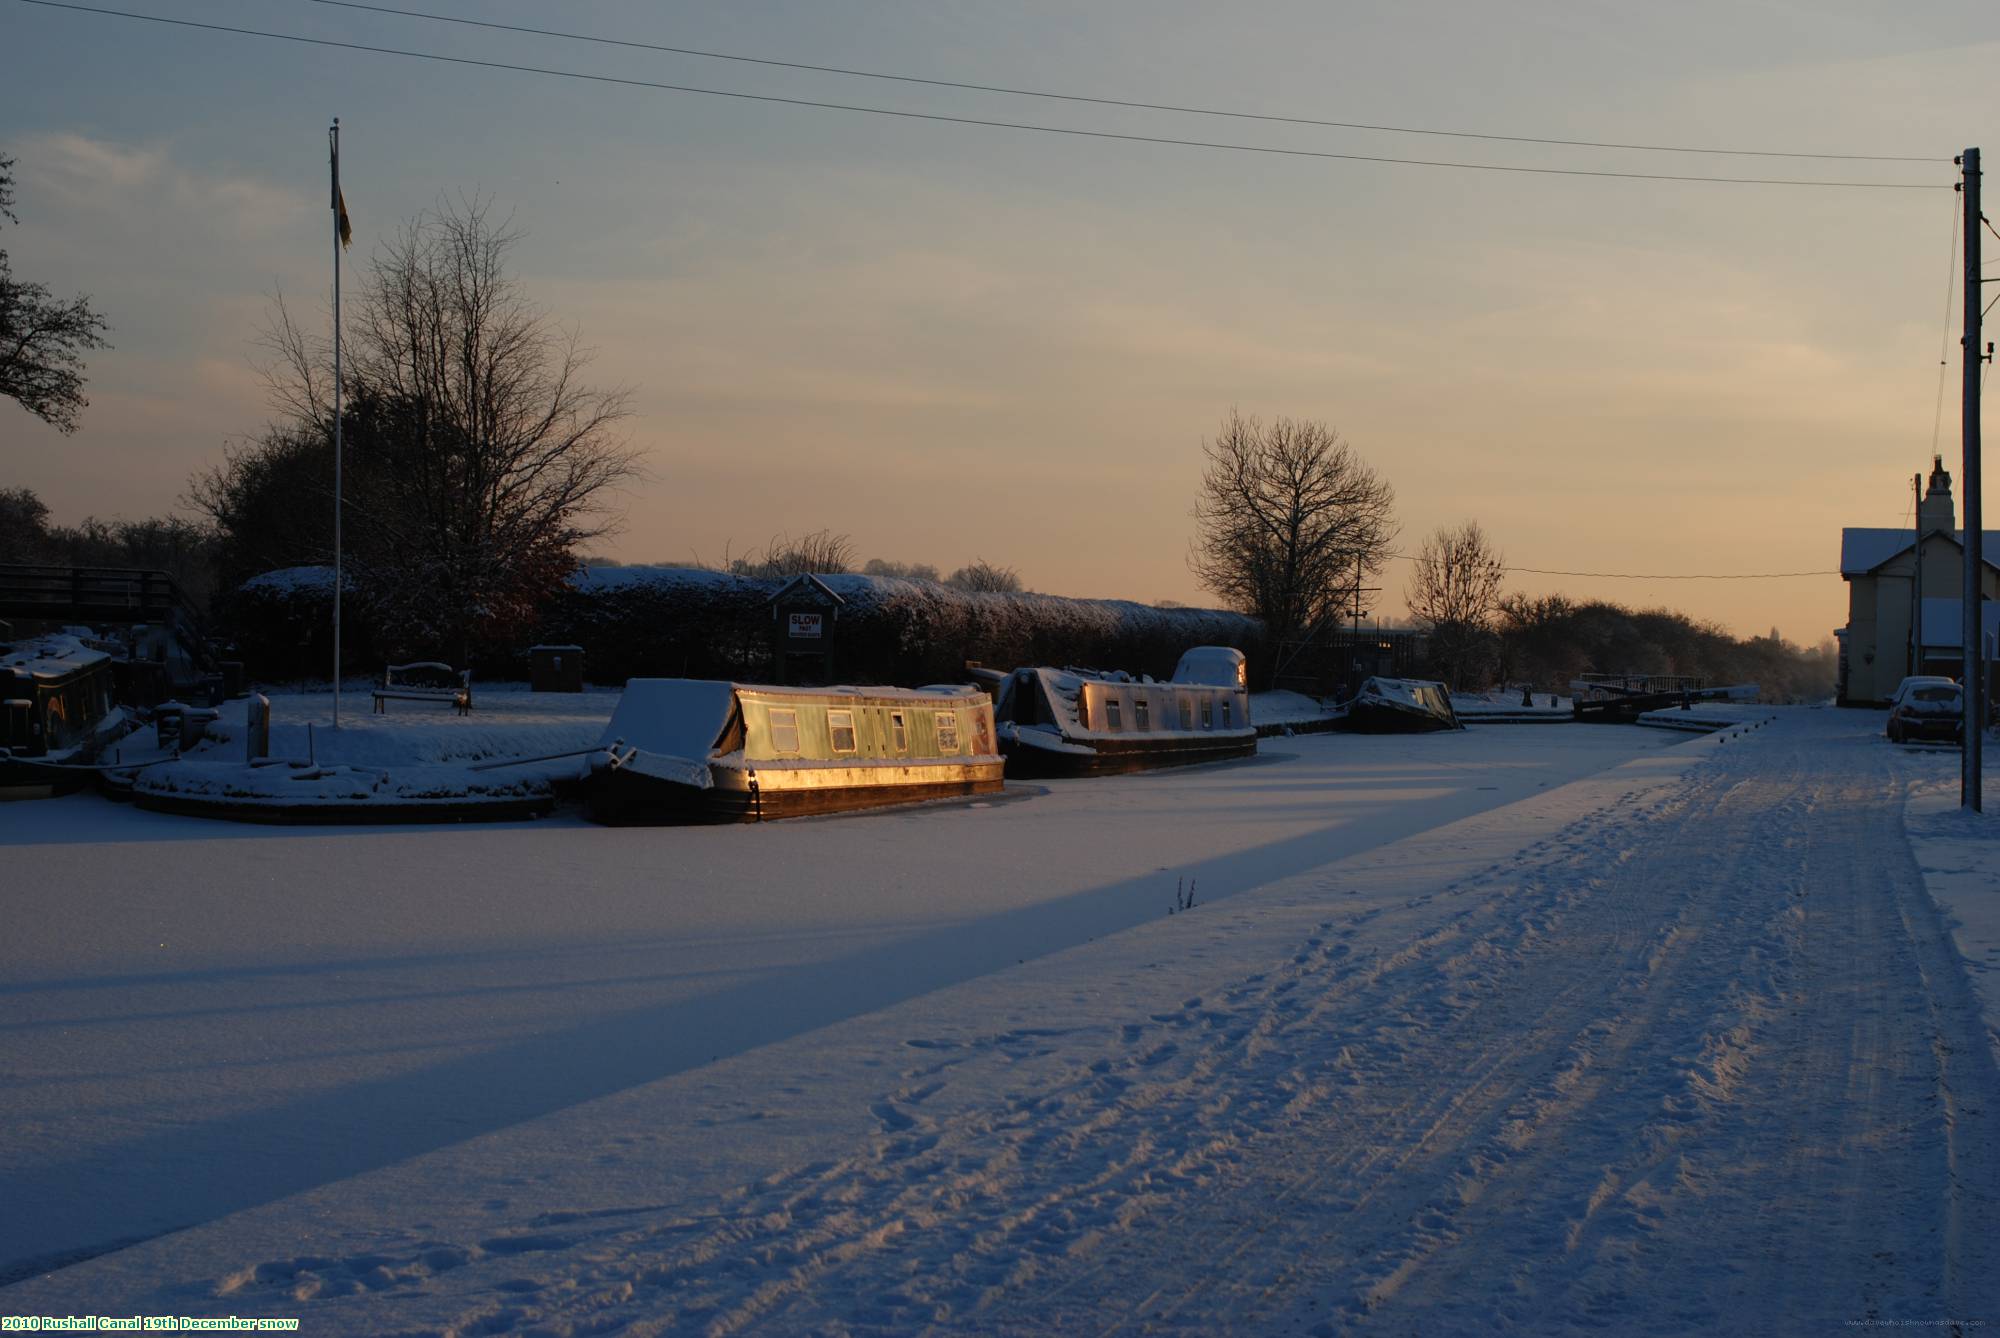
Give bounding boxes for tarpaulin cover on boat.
[599,678,737,789]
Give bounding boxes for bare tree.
[1190,410,1396,664]
[0,155,111,434]
[0,485,53,561]
[947,559,1022,593]
[248,196,637,659]
[1406,520,1506,689]
[732,529,855,578]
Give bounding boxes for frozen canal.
[3,711,1996,1334]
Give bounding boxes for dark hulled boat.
[988,646,1257,777]
[1337,677,1462,733]
[587,678,1003,824]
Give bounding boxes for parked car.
[1886,676,1962,743]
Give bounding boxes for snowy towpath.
[337,711,1984,1336]
[6,711,1997,1333]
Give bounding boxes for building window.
[1104,698,1122,730]
[769,707,800,754]
[828,708,857,754]
[1134,698,1150,730]
[890,710,908,753]
[936,711,960,752]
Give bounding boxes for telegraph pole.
[1960,147,1984,811]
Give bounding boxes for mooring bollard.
[245,693,271,762]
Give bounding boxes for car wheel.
[1888,720,1903,743]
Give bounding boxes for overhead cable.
[296,0,1941,165]
[1932,202,1961,459]
[1383,552,1834,578]
[17,1,1948,191]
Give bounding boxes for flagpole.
[330,118,344,729]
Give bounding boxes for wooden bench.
[372,661,472,715]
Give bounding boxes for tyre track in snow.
[1034,774,1743,1335]
[1023,716,2000,1336]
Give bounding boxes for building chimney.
[1919,454,1956,535]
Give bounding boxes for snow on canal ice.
[3,710,1996,1334]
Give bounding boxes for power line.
[18,0,1947,191]
[1932,200,1961,459]
[296,0,1941,166]
[1382,551,1834,578]
[1500,564,1836,579]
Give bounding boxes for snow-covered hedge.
[225,564,1266,687]
[222,566,374,682]
[537,567,1267,687]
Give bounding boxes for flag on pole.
[330,123,352,249]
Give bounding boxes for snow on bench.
[371,661,472,716]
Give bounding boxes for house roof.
[1840,527,2000,575]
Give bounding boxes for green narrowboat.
[588,678,1004,824]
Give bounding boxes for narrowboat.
[0,631,133,797]
[1337,677,1462,733]
[985,646,1257,777]
[588,678,1003,824]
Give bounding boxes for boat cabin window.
[1134,698,1150,730]
[1202,700,1213,729]
[769,707,801,755]
[1220,700,1231,728]
[890,711,908,753]
[828,708,857,754]
[936,711,960,753]
[1104,698,1121,730]
[1179,698,1194,730]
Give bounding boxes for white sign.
[788,612,824,639]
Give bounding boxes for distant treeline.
[223,569,1832,703]
[0,487,216,608]
[3,479,1835,703]
[1495,595,1836,704]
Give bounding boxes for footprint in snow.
[871,1101,917,1133]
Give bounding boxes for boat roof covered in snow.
[1,631,112,682]
[1338,677,1462,732]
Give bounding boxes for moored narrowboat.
[987,646,1257,777]
[588,678,1003,824]
[1337,677,1462,733]
[1,632,133,797]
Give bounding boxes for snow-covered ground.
[1451,688,1572,718]
[1905,758,2000,1072]
[3,709,1996,1334]
[122,685,619,809]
